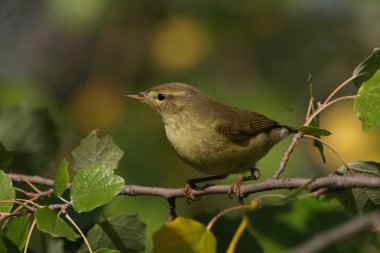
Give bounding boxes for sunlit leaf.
[0,169,15,212]
[153,217,217,253]
[35,206,80,241]
[54,159,70,197]
[5,215,30,251]
[353,48,380,88]
[354,70,380,132]
[72,130,124,170]
[333,161,380,215]
[78,215,146,253]
[71,163,125,213]
[0,142,12,169]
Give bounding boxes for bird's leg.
[184,174,229,202]
[228,164,261,204]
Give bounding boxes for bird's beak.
[124,93,146,101]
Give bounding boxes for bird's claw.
[228,177,244,204]
[184,184,201,203]
[251,167,261,180]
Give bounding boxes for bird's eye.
[157,93,166,101]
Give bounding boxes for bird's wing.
[215,109,279,141]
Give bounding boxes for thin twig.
[273,132,303,179]
[24,218,36,253]
[0,200,35,211]
[14,187,31,196]
[288,208,380,253]
[323,75,355,105]
[66,214,93,253]
[306,97,315,120]
[22,176,42,193]
[207,194,287,231]
[207,204,253,230]
[306,95,356,125]
[7,174,55,186]
[167,198,178,221]
[302,135,349,168]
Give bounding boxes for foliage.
[72,130,124,171]
[153,217,216,253]
[35,206,80,241]
[0,48,379,252]
[0,105,59,173]
[354,70,380,132]
[0,170,15,213]
[71,163,125,213]
[333,161,380,215]
[78,215,146,253]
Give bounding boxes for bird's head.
[126,83,208,119]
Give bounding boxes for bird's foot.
[184,183,201,203]
[228,176,245,204]
[251,167,261,180]
[228,166,261,204]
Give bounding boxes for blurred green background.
[1,0,380,252]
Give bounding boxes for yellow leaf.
[153,217,216,253]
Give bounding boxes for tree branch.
[7,173,380,200]
[288,208,380,253]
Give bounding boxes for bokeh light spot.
[149,16,209,72]
[308,101,380,171]
[70,79,125,133]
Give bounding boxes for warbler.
[126,83,294,200]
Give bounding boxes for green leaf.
[0,142,12,169]
[72,130,124,171]
[298,126,331,136]
[0,105,59,173]
[0,169,15,212]
[35,206,80,241]
[353,48,380,88]
[333,161,380,215]
[95,249,121,253]
[353,69,380,132]
[71,163,125,213]
[54,159,70,197]
[78,215,146,253]
[153,217,217,253]
[0,230,8,253]
[5,215,30,251]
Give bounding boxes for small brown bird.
[126,83,294,200]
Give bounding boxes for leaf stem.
[24,218,36,253]
[65,214,93,253]
[226,215,249,253]
[206,204,251,230]
[324,75,355,105]
[303,135,350,170]
[306,95,357,125]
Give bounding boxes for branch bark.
[7,173,380,200]
[288,208,380,253]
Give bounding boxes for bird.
[126,83,295,201]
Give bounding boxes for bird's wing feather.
[215,108,279,141]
